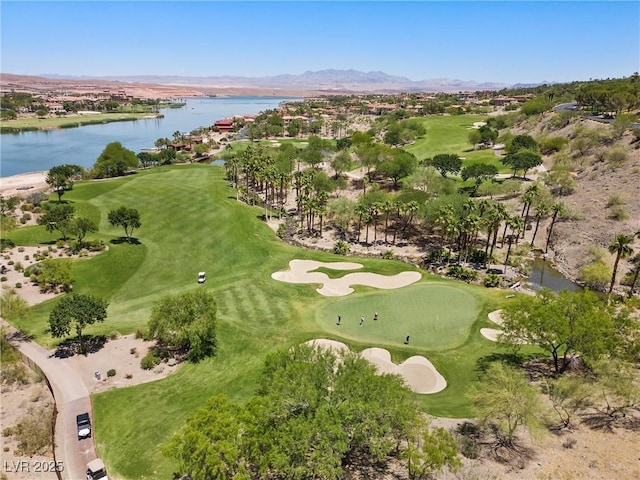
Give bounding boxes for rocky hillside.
[523,112,640,291]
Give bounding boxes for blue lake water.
[0,96,295,177]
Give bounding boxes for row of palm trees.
[223,144,575,274]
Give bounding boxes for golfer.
[360,315,365,326]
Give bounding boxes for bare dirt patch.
[56,334,180,394]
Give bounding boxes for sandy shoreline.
[0,171,49,196]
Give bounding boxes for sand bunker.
[305,339,446,394]
[272,259,421,296]
[481,310,505,342]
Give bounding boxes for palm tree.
[381,199,396,244]
[354,203,368,243]
[545,202,565,253]
[530,202,550,248]
[607,233,634,298]
[627,253,640,298]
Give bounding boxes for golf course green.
[318,283,478,350]
[4,164,512,479]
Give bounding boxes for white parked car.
[198,272,206,284]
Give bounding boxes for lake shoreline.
[0,112,165,134]
[0,171,49,196]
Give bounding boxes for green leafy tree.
[461,163,498,189]
[70,217,98,243]
[546,376,593,429]
[45,164,83,202]
[402,420,461,480]
[48,293,109,352]
[501,151,543,178]
[166,344,420,480]
[91,142,139,178]
[500,289,632,374]
[163,396,250,480]
[377,150,417,187]
[468,363,546,446]
[107,206,141,240]
[506,134,539,154]
[29,259,73,293]
[148,289,217,362]
[37,203,75,240]
[429,153,462,177]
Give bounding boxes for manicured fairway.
[319,283,478,350]
[404,114,510,173]
[2,164,516,480]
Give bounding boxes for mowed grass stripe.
[3,164,516,479]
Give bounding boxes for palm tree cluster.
[222,134,575,280]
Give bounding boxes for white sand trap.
[488,309,504,326]
[361,347,447,394]
[305,341,446,394]
[306,338,349,354]
[272,259,421,296]
[482,310,505,342]
[480,328,503,342]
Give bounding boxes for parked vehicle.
[198,271,206,283]
[86,458,108,480]
[76,412,91,440]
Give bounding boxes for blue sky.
[1,1,638,85]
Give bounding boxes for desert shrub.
[17,246,24,253]
[0,276,6,282]
[107,369,116,377]
[14,282,22,289]
[606,146,629,169]
[130,347,137,355]
[276,223,286,239]
[562,437,577,449]
[19,213,31,224]
[10,405,53,456]
[483,273,501,288]
[26,191,47,206]
[606,194,625,208]
[135,327,148,340]
[125,373,133,379]
[0,290,29,322]
[607,206,628,221]
[381,250,395,260]
[537,135,569,155]
[579,260,610,290]
[0,239,15,251]
[446,265,478,281]
[109,331,119,340]
[140,351,161,370]
[55,240,65,248]
[333,240,350,255]
[0,363,29,385]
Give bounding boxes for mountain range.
[38,69,519,93]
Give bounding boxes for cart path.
[1,319,97,480]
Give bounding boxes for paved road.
[554,102,640,128]
[2,319,97,480]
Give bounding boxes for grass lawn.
[318,283,479,350]
[405,114,512,174]
[3,164,520,479]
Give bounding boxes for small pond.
[526,257,582,292]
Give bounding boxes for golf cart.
[86,458,108,480]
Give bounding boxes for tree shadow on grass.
[475,352,541,374]
[53,334,107,358]
[110,237,141,245]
